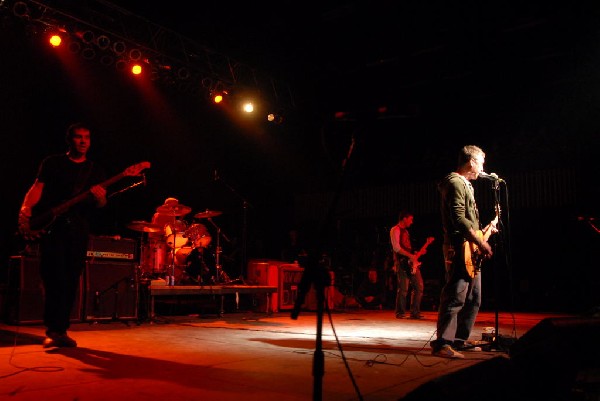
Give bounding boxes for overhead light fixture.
[80,30,94,44]
[96,35,110,50]
[12,2,29,17]
[112,41,126,55]
[129,48,142,61]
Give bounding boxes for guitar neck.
[51,171,124,215]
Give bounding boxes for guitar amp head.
[87,235,137,261]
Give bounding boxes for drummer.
[182,224,217,284]
[151,197,188,248]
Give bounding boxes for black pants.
[39,218,88,335]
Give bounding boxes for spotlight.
[131,63,143,75]
[177,67,190,80]
[96,35,110,50]
[49,34,62,47]
[12,2,29,17]
[81,47,96,60]
[129,49,142,61]
[81,30,94,44]
[267,113,284,124]
[211,89,228,104]
[112,41,126,55]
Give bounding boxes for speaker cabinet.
[246,260,335,312]
[85,260,138,321]
[5,256,82,324]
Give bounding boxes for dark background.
[1,1,598,313]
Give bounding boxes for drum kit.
[127,202,229,284]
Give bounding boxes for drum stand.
[207,217,234,284]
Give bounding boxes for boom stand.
[291,255,331,401]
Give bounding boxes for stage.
[1,308,598,401]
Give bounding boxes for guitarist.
[17,122,107,348]
[390,210,428,320]
[430,145,497,359]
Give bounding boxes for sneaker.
[395,313,406,319]
[410,314,423,319]
[454,340,482,352]
[432,344,464,359]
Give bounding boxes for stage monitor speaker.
[5,256,82,324]
[85,260,138,321]
[507,316,600,398]
[400,356,516,401]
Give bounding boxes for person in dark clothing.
[430,145,498,359]
[355,268,386,309]
[183,223,217,284]
[18,122,107,348]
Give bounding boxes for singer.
[430,145,498,358]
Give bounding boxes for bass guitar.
[464,207,499,278]
[25,161,151,238]
[408,236,435,275]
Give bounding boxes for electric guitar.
[464,207,500,278]
[407,236,435,275]
[24,161,151,238]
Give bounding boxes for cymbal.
[155,204,192,216]
[194,209,222,219]
[127,221,163,233]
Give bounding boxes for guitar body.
[397,237,435,276]
[463,230,483,278]
[463,209,499,278]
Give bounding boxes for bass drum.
[165,220,189,248]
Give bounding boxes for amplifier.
[87,236,137,261]
[5,256,82,324]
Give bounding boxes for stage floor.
[0,308,597,401]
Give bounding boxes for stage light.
[96,35,110,50]
[129,49,142,61]
[49,34,62,47]
[81,47,96,60]
[81,30,94,44]
[177,67,190,80]
[12,2,28,17]
[131,63,143,75]
[112,41,126,55]
[267,113,284,124]
[242,101,254,113]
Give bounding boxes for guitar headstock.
[124,161,151,176]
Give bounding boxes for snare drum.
[165,220,189,248]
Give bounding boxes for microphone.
[213,169,219,181]
[479,171,505,182]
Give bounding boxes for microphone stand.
[214,172,252,281]
[483,178,506,352]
